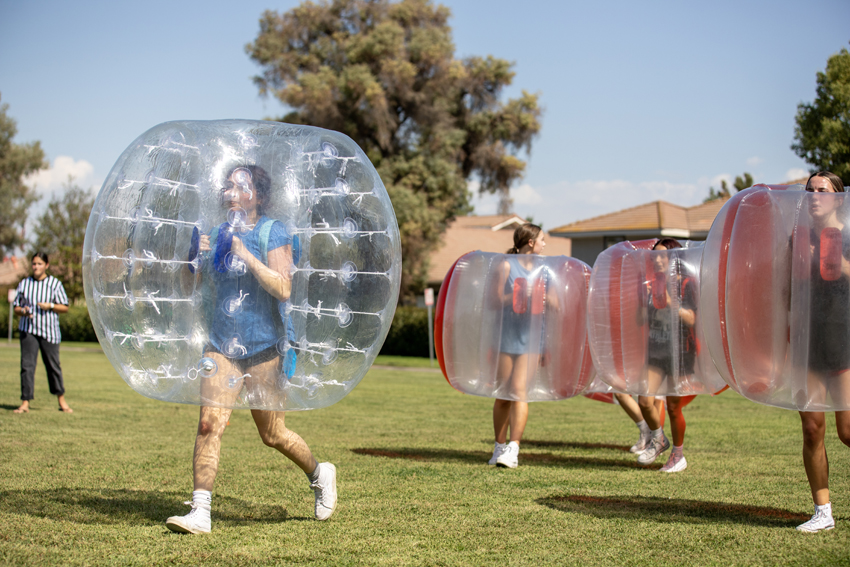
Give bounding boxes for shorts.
[205,344,280,374]
[808,323,850,375]
[647,352,695,378]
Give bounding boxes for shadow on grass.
[537,494,809,528]
[521,439,632,452]
[0,488,293,526]
[352,448,658,470]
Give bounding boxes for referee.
[12,252,72,414]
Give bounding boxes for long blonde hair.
[508,223,542,254]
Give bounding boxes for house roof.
[427,215,572,285]
[549,198,730,239]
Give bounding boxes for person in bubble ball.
[488,223,556,469]
[795,171,850,533]
[633,238,698,471]
[165,165,337,534]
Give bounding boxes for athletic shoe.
[660,452,687,473]
[496,441,519,469]
[797,507,835,533]
[311,462,337,521]
[488,442,507,465]
[630,433,651,454]
[637,434,670,465]
[166,501,211,534]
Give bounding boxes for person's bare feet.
[57,395,73,413]
[13,402,29,414]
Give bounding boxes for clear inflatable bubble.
[588,239,725,396]
[83,120,401,411]
[701,184,850,411]
[435,252,594,402]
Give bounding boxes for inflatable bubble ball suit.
[701,183,850,411]
[588,239,725,397]
[435,251,595,402]
[83,120,401,411]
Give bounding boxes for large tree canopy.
[0,93,46,256]
[29,180,94,303]
[792,47,850,183]
[247,0,542,299]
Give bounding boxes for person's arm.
[677,279,696,327]
[231,236,293,302]
[36,302,69,314]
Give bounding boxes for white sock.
[636,420,650,435]
[671,445,683,457]
[650,427,664,439]
[816,502,832,517]
[192,490,212,511]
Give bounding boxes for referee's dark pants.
[20,331,65,400]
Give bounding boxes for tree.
[29,179,94,303]
[0,93,47,256]
[792,46,850,182]
[704,172,752,203]
[247,0,542,300]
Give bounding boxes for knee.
[638,397,654,411]
[837,424,850,448]
[801,419,826,448]
[197,415,225,438]
[259,424,293,449]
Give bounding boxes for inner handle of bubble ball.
[214,224,235,274]
[820,227,842,281]
[652,272,668,309]
[512,277,528,314]
[187,227,201,274]
[531,277,545,315]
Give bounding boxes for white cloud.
[25,155,98,197]
[785,168,808,182]
[746,156,763,167]
[511,183,544,206]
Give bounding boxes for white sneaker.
[166,501,211,534]
[637,434,670,465]
[496,441,519,469]
[660,452,687,473]
[311,462,337,521]
[630,432,651,454]
[797,505,835,533]
[488,442,507,465]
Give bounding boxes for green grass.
[1,345,849,566]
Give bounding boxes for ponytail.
[508,223,542,254]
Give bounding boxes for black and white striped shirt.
[14,275,69,344]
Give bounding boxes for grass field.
[1,342,849,566]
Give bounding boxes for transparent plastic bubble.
[336,303,353,327]
[83,120,401,411]
[437,252,595,402]
[227,207,247,229]
[227,375,241,389]
[334,178,350,195]
[321,347,338,365]
[342,218,358,239]
[122,249,136,268]
[340,261,357,282]
[198,357,218,378]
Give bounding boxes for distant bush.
[379,306,431,357]
[0,302,96,343]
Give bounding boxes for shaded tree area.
[704,172,752,203]
[792,46,850,182]
[0,93,47,256]
[247,0,542,300]
[29,180,94,303]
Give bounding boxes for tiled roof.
[427,216,572,285]
[549,200,713,236]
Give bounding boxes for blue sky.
[1,0,848,231]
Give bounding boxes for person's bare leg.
[252,410,318,473]
[666,396,685,446]
[615,393,642,423]
[192,406,233,491]
[13,400,29,413]
[508,401,528,443]
[493,353,516,443]
[57,394,72,413]
[638,366,664,429]
[800,411,829,506]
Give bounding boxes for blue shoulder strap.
[258,217,275,265]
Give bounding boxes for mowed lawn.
[1,343,849,566]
